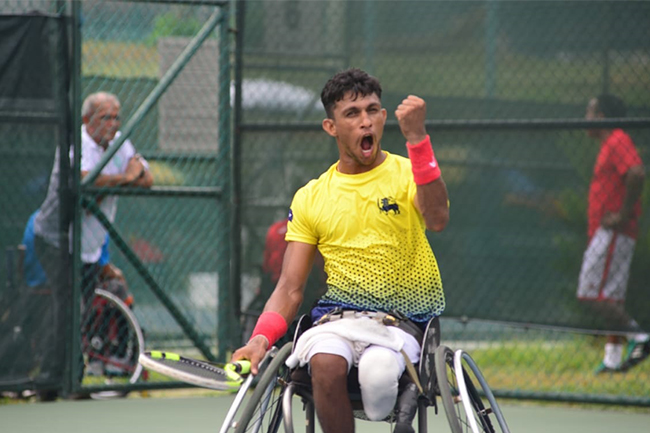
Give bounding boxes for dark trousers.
[32,235,69,388]
[34,235,101,388]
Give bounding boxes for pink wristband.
[407,135,441,185]
[250,311,288,347]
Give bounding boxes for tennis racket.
[138,351,251,391]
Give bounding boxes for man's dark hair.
[596,94,627,118]
[321,68,382,118]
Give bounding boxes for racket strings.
[181,358,228,376]
[141,352,247,390]
[156,357,229,380]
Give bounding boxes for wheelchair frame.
[4,244,146,398]
[82,288,146,389]
[220,315,510,433]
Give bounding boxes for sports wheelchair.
[220,314,510,433]
[3,244,146,399]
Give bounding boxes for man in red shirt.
[577,94,649,374]
[262,218,291,288]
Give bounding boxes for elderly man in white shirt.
[31,91,153,400]
[34,91,153,288]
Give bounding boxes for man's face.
[84,100,121,147]
[323,92,387,169]
[585,97,601,138]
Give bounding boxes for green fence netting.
[1,0,233,397]
[0,6,71,394]
[2,0,650,407]
[236,1,650,406]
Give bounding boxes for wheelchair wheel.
[435,345,478,433]
[234,342,293,433]
[419,316,440,404]
[454,350,510,433]
[81,288,145,396]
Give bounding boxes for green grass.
[371,49,650,106]
[133,336,650,404]
[467,335,650,398]
[83,40,159,78]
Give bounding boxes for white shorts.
[305,325,421,370]
[577,227,635,301]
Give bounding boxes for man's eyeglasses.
[99,114,121,121]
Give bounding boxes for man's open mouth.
[361,134,374,153]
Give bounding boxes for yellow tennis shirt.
[286,151,445,323]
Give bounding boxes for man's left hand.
[602,211,628,231]
[395,95,427,145]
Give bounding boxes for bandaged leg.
[358,345,404,421]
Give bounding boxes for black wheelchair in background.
[2,245,146,400]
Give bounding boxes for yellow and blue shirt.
[286,151,445,324]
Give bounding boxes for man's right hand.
[231,335,269,375]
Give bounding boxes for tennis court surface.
[2,394,650,433]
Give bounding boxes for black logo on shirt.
[378,197,400,215]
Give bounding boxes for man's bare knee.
[310,353,348,386]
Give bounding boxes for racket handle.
[231,360,251,375]
[224,360,251,383]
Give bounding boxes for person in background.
[23,212,127,296]
[31,91,153,400]
[261,218,326,303]
[34,91,151,312]
[577,94,649,374]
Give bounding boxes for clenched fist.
[395,95,428,145]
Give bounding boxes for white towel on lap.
[285,317,404,369]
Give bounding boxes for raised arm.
[413,167,449,232]
[395,95,449,232]
[232,240,317,373]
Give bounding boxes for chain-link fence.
[2,0,650,407]
[1,0,232,397]
[236,1,650,406]
[0,0,71,396]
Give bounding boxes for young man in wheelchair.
[232,68,449,433]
